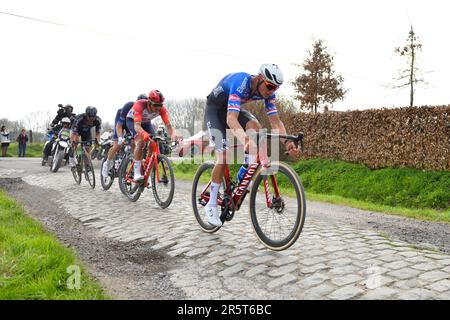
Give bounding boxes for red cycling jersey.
[126,100,170,125]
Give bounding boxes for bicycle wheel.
[191,162,225,233]
[150,154,175,209]
[118,155,143,202]
[100,155,114,190]
[83,153,96,189]
[71,154,82,185]
[249,162,306,251]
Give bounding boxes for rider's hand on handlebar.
[285,140,300,156]
[140,131,151,142]
[174,135,183,144]
[118,136,125,145]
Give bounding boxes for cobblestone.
[18,171,450,300]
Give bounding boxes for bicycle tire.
[150,154,175,209]
[191,162,222,233]
[84,153,96,189]
[100,155,114,190]
[71,154,82,185]
[118,155,143,202]
[249,162,306,251]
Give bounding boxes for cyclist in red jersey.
[126,89,181,181]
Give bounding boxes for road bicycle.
[192,132,306,251]
[71,140,96,189]
[118,135,175,208]
[100,135,133,191]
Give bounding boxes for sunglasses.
[264,80,279,91]
[149,101,163,108]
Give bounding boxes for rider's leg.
[102,140,120,176]
[69,132,79,166]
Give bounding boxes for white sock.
[134,160,141,175]
[208,182,220,206]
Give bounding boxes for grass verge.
[0,190,109,299]
[4,143,44,158]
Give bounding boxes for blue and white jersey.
[208,72,278,116]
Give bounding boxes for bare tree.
[165,98,206,135]
[291,39,347,113]
[394,26,425,107]
[21,110,53,134]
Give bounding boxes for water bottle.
[236,152,249,184]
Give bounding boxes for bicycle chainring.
[221,195,235,222]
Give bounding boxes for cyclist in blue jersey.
[101,94,146,177]
[203,64,299,227]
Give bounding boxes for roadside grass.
[5,143,43,158]
[0,190,109,299]
[172,159,450,223]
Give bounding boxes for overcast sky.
[1,0,449,124]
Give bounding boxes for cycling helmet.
[259,64,284,86]
[148,90,165,104]
[61,117,71,124]
[137,93,148,100]
[85,106,97,117]
[64,104,73,113]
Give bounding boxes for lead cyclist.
[203,64,300,227]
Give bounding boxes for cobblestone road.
[3,159,450,300]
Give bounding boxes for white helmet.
[61,117,71,124]
[259,64,284,86]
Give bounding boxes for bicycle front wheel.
[249,162,306,251]
[151,154,175,209]
[84,153,96,189]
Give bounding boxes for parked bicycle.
[118,135,175,208]
[100,135,133,190]
[192,132,306,251]
[71,140,96,189]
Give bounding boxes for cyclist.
[101,94,146,177]
[126,89,181,182]
[203,64,299,226]
[69,106,102,166]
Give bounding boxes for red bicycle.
[118,135,175,208]
[192,132,306,251]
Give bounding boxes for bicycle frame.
[199,157,278,212]
[124,138,162,186]
[199,132,303,212]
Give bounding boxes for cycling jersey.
[126,100,170,125]
[207,72,278,116]
[126,100,170,138]
[113,101,134,140]
[71,113,102,142]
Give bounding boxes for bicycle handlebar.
[253,132,305,153]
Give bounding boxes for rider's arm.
[226,111,248,147]
[160,107,178,140]
[115,123,123,138]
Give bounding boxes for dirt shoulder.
[0,177,185,300]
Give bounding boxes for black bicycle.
[71,140,96,189]
[100,135,133,190]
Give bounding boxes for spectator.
[16,128,29,157]
[0,125,11,157]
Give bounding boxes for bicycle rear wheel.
[249,162,306,251]
[118,155,143,201]
[150,154,175,209]
[84,153,96,189]
[191,162,225,233]
[71,154,82,185]
[100,155,114,190]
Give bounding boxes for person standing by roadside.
[16,128,29,157]
[0,126,11,157]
